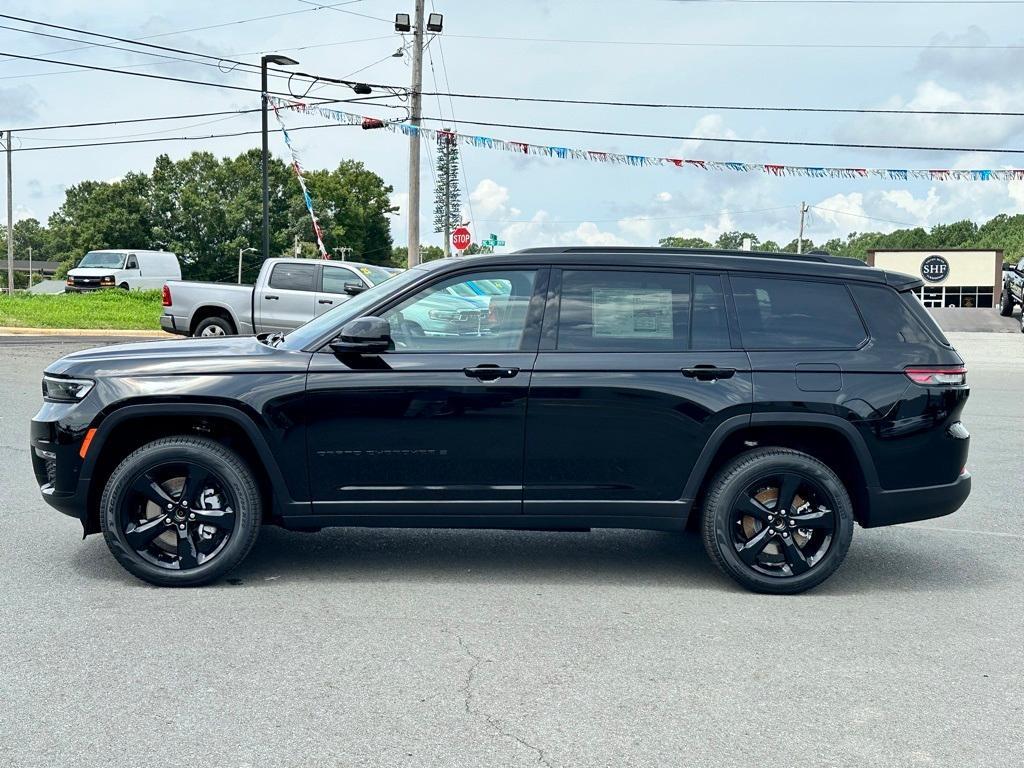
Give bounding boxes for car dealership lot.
[1,332,1022,767]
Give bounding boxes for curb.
[0,327,170,337]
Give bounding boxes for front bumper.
[31,418,89,522]
[863,471,972,528]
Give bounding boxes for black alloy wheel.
[702,448,854,594]
[101,436,261,586]
[121,461,237,571]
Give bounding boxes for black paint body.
[32,248,971,535]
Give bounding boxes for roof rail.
[512,245,867,268]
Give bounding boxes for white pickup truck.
[160,258,397,337]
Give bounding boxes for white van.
[66,249,182,292]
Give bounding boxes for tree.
[432,131,462,256]
[47,172,155,274]
[715,231,759,251]
[392,244,444,266]
[659,236,712,249]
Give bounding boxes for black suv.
[32,247,971,593]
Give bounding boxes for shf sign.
[482,233,505,248]
[451,226,472,252]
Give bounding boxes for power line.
[471,206,796,225]
[9,121,361,153]
[293,0,394,23]
[810,205,915,227]
[0,1,369,66]
[673,0,1024,4]
[0,49,342,99]
[445,33,1024,51]
[409,114,1024,154]
[418,89,1024,118]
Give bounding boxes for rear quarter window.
[849,284,946,346]
[731,276,866,349]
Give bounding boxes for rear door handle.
[464,365,520,381]
[318,299,333,305]
[681,366,736,381]
[265,295,279,301]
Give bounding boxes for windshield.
[279,266,427,350]
[78,251,126,269]
[352,263,398,285]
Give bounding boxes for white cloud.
[469,179,515,218]
[655,192,672,202]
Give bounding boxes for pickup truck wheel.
[701,448,854,595]
[999,289,1014,316]
[194,316,234,337]
[100,436,262,587]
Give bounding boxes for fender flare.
[681,412,880,501]
[188,302,241,335]
[81,402,304,516]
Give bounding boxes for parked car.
[160,258,396,337]
[999,258,1024,330]
[32,246,971,593]
[66,249,181,292]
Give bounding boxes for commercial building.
[866,249,1003,309]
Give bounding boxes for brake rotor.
[741,486,813,554]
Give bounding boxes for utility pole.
[406,0,425,268]
[28,245,32,288]
[3,131,12,295]
[797,201,808,254]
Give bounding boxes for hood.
[45,335,312,378]
[68,268,119,278]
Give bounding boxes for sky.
[1,0,1024,254]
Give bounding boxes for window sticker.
[591,288,673,339]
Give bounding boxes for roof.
[430,246,922,290]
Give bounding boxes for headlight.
[100,276,115,286]
[42,375,94,402]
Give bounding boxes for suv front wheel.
[100,436,262,586]
[701,448,854,594]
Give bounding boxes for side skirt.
[279,514,688,533]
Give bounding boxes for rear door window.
[556,270,691,351]
[731,276,866,349]
[692,274,731,350]
[269,263,316,292]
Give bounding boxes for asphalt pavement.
[1,333,1022,768]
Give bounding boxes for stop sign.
[451,226,472,252]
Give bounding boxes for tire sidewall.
[704,450,854,594]
[100,438,260,587]
[194,317,234,337]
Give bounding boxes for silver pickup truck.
[160,258,397,337]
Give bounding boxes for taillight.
[904,366,966,386]
[161,284,172,307]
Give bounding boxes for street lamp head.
[426,12,443,32]
[394,13,412,32]
[262,54,299,67]
[391,46,405,58]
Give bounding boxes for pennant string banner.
[270,102,330,258]
[268,96,1024,182]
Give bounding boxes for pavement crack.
[456,634,553,768]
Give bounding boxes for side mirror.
[343,282,367,296]
[329,316,391,355]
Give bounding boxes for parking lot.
[1,330,1022,768]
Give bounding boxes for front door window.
[381,270,537,352]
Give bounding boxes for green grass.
[0,289,164,330]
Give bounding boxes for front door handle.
[464,365,520,381]
[681,366,736,381]
[265,295,279,301]
[318,299,333,305]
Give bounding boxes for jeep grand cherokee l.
[31,247,971,593]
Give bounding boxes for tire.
[1019,313,1024,334]
[701,447,854,594]
[193,315,235,337]
[100,436,262,587]
[999,289,1014,317]
[118,282,130,291]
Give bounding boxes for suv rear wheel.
[701,448,854,594]
[100,436,262,586]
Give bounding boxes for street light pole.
[261,55,299,265]
[2,131,12,295]
[238,247,258,284]
[406,0,425,268]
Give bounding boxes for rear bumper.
[863,471,971,528]
[160,313,189,336]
